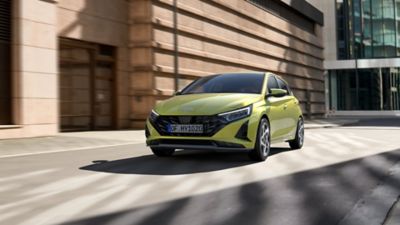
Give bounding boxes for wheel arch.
[261,114,270,124]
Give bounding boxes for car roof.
[216,72,265,75]
[212,72,284,80]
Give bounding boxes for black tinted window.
[267,76,279,92]
[277,78,290,94]
[181,73,265,94]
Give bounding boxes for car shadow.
[80,147,294,175]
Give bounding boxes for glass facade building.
[327,0,400,112]
[336,0,400,59]
[329,68,400,110]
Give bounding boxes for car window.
[267,76,279,92]
[277,78,291,95]
[180,73,265,94]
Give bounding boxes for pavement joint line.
[0,142,138,159]
[383,195,400,225]
[338,162,400,225]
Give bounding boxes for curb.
[305,124,340,130]
[304,120,360,130]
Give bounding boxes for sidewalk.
[304,118,359,129]
[0,130,146,158]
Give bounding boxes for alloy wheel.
[260,121,270,156]
[298,118,304,146]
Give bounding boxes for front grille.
[152,115,226,136]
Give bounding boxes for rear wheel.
[151,147,175,157]
[289,117,304,149]
[248,118,270,161]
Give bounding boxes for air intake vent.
[0,0,11,43]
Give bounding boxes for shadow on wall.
[58,0,128,45]
[65,149,400,225]
[58,0,92,40]
[277,17,322,118]
[80,147,294,175]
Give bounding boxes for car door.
[276,77,298,139]
[265,75,287,141]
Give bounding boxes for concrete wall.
[0,0,324,139]
[307,0,337,62]
[130,0,325,127]
[0,0,58,139]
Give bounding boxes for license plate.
[168,124,203,134]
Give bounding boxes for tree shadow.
[65,149,400,225]
[80,147,294,175]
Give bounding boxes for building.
[0,0,324,139]
[310,0,400,116]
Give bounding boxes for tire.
[248,118,271,161]
[289,117,304,150]
[151,147,175,157]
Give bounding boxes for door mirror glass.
[266,88,287,98]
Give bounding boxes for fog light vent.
[145,124,150,138]
[235,120,251,141]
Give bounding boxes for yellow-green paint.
[146,73,303,150]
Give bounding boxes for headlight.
[218,105,252,123]
[149,109,159,122]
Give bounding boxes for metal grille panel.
[0,0,11,43]
[153,116,226,137]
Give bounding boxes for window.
[336,0,400,59]
[181,73,265,94]
[336,0,350,59]
[277,78,291,95]
[267,76,279,92]
[0,0,11,124]
[329,68,400,110]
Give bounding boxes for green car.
[146,72,304,161]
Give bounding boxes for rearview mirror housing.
[266,88,287,98]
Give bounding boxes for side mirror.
[266,88,287,98]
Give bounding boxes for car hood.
[154,93,262,115]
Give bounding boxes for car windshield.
[180,73,265,95]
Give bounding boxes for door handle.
[283,104,288,109]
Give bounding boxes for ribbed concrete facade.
[0,0,324,139]
[130,0,325,127]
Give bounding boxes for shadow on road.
[345,118,400,127]
[66,149,400,225]
[80,147,293,175]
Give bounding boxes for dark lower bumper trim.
[148,144,252,151]
[147,139,252,151]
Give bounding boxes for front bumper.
[145,116,259,150]
[146,139,252,151]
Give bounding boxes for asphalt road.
[0,125,400,225]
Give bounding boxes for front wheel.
[289,117,304,150]
[151,147,175,157]
[248,118,271,161]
